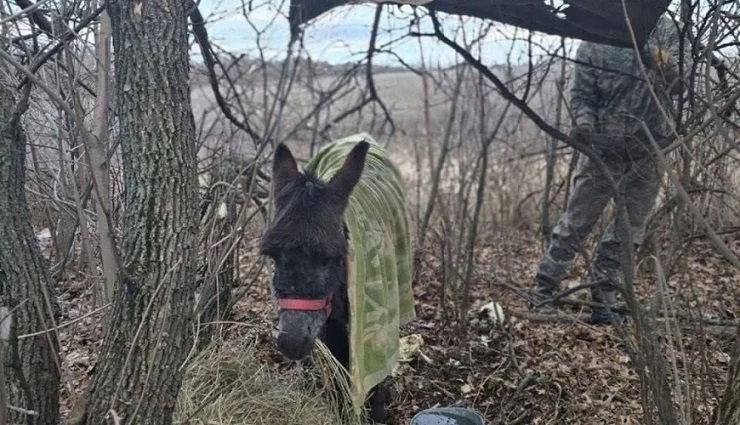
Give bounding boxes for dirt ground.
[56,231,738,424]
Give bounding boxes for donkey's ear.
[272,143,299,196]
[328,141,370,199]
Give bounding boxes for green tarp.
[306,133,415,416]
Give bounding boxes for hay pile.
[175,341,362,425]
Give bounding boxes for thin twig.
[17,303,111,339]
[25,5,107,77]
[186,0,264,145]
[644,122,740,269]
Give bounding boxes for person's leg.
[532,155,613,311]
[589,157,662,324]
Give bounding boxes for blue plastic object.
[410,407,485,425]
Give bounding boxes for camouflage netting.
[289,0,671,48]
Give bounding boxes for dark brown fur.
[262,142,389,423]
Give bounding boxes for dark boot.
[588,283,629,325]
[529,274,559,314]
[589,307,630,325]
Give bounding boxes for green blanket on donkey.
[305,133,415,415]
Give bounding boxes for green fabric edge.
[304,133,415,417]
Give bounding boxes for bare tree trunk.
[195,160,238,348]
[74,0,199,422]
[54,123,79,268]
[411,25,431,280]
[0,307,8,425]
[85,8,119,303]
[0,77,61,425]
[541,42,566,247]
[418,65,464,248]
[712,327,740,425]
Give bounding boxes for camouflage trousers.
[534,152,662,306]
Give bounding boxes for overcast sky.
[196,0,571,67]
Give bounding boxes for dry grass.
[175,340,362,425]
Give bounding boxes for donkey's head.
[261,141,370,361]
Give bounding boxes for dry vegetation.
[175,341,351,425]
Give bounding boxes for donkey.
[260,140,392,423]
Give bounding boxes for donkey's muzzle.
[277,331,313,360]
[276,310,326,361]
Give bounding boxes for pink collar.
[277,297,333,316]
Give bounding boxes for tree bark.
[195,159,238,349]
[86,8,119,303]
[713,326,740,425]
[78,0,199,422]
[0,76,61,424]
